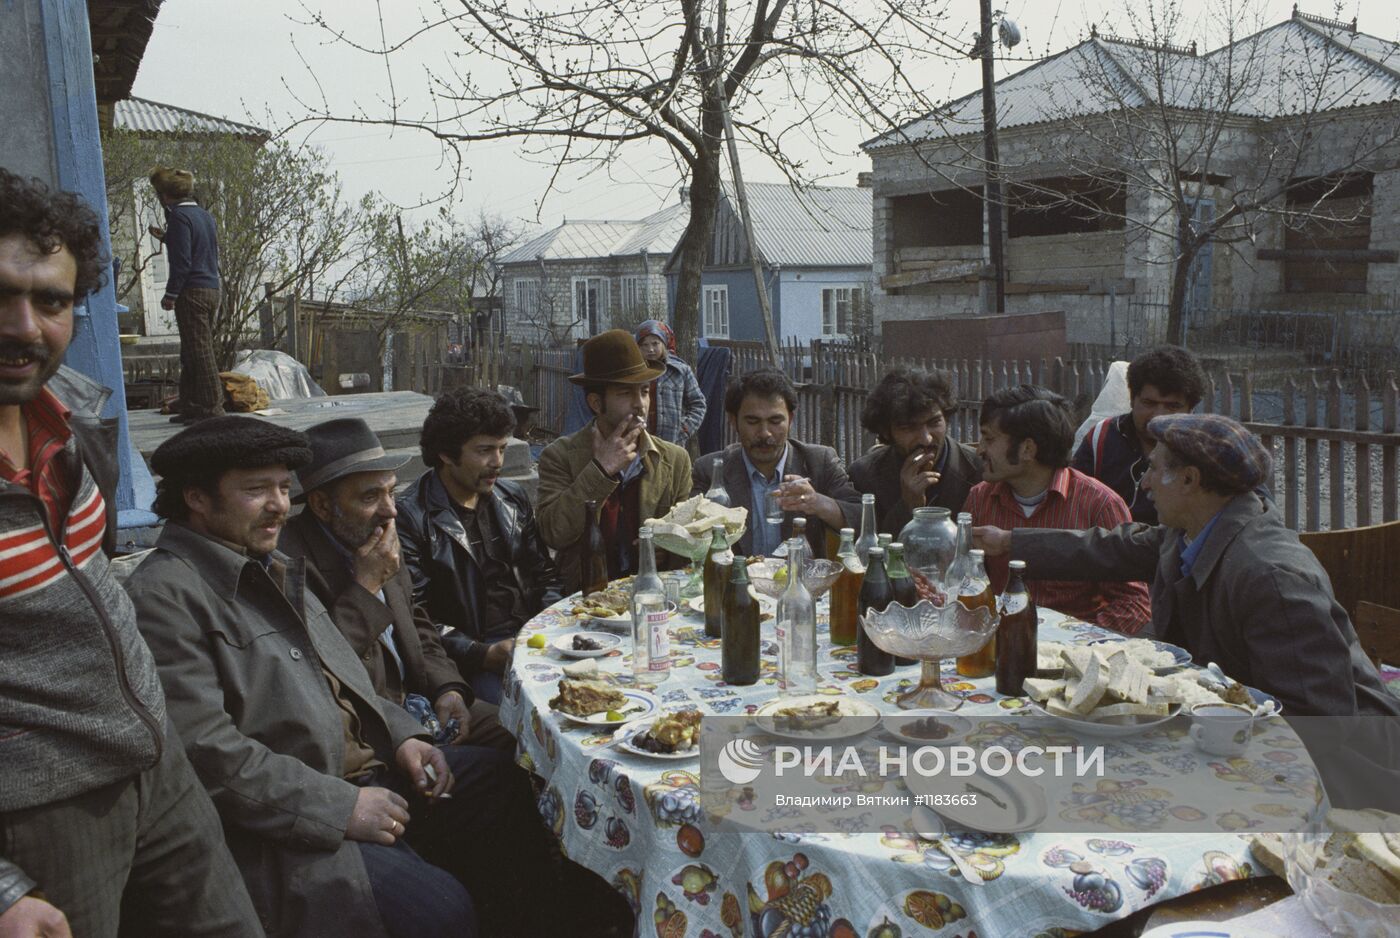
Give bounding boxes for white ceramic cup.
[1189,703,1255,756]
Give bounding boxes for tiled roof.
[864,15,1400,150]
[499,202,688,264]
[114,97,268,139]
[733,182,872,268]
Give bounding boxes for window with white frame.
[514,278,540,318]
[620,275,647,313]
[702,285,729,338]
[821,286,864,337]
[572,276,609,335]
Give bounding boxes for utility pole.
[977,0,1007,313]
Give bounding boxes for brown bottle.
[579,499,609,597]
[954,548,997,678]
[995,560,1038,696]
[856,547,895,676]
[722,555,760,685]
[828,527,862,646]
[702,524,732,639]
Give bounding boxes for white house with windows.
[497,200,688,344]
[663,181,872,344]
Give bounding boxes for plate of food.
[884,714,974,747]
[686,593,775,617]
[611,710,702,760]
[1084,637,1193,672]
[551,631,622,658]
[1023,645,1183,737]
[549,679,660,727]
[753,695,880,741]
[906,771,1049,834]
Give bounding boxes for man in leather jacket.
[396,388,562,704]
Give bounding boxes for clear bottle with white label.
[631,525,670,682]
[776,536,817,696]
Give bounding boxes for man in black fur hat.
[126,416,579,938]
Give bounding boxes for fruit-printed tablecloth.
[500,598,1314,938]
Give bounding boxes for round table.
[500,593,1319,938]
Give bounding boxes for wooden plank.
[880,260,986,289]
[1283,378,1299,530]
[1305,374,1321,532]
[1385,374,1398,523]
[1258,248,1398,262]
[1328,372,1345,530]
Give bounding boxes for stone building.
[497,200,688,344]
[862,8,1400,345]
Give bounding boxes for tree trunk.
[670,134,723,365]
[1165,212,1196,346]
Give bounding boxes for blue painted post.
[41,0,157,528]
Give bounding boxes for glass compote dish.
[652,526,744,599]
[747,556,843,601]
[861,599,999,710]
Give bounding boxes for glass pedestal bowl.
[748,557,844,601]
[653,529,743,599]
[861,600,999,710]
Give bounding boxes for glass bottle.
[944,511,974,597]
[702,523,732,639]
[579,499,609,597]
[722,554,760,685]
[854,493,878,566]
[897,506,958,603]
[777,537,817,695]
[703,454,731,508]
[877,532,892,550]
[630,526,670,682]
[829,527,862,646]
[884,542,917,666]
[995,560,1038,696]
[857,546,895,676]
[954,548,996,678]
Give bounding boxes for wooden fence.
[521,338,1398,533]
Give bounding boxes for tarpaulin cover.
[232,349,327,401]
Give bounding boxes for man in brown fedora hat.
[279,417,513,751]
[537,328,692,592]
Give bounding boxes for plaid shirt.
[0,387,76,536]
[650,356,707,445]
[964,467,1151,635]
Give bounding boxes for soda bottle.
[631,526,670,682]
[777,537,817,695]
[579,499,609,597]
[885,542,918,666]
[854,493,878,565]
[954,548,996,678]
[722,555,760,685]
[995,560,1038,696]
[702,523,732,639]
[829,527,862,646]
[857,546,895,676]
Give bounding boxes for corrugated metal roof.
[498,202,688,264]
[114,96,268,138]
[733,182,872,268]
[865,16,1400,150]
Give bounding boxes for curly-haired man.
[848,366,983,534]
[395,387,562,703]
[0,167,261,936]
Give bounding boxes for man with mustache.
[1072,345,1207,524]
[537,329,691,591]
[848,366,983,534]
[127,416,571,937]
[0,168,260,937]
[691,368,861,558]
[396,388,562,705]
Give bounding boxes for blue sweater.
[162,201,220,298]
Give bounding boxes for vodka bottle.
[703,454,731,508]
[631,526,670,682]
[777,537,818,696]
[854,493,878,566]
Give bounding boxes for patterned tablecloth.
[500,594,1320,938]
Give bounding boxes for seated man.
[0,168,259,938]
[1072,345,1206,524]
[964,385,1151,634]
[978,412,1400,717]
[848,366,982,534]
[126,417,567,938]
[537,329,692,592]
[692,368,860,558]
[396,388,562,704]
[281,417,511,750]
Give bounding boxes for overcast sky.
[130,0,1389,238]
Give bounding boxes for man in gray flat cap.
[975,413,1400,717]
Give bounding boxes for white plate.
[753,694,881,741]
[611,717,700,760]
[552,689,660,727]
[687,590,774,616]
[1140,922,1282,938]
[586,601,679,634]
[1027,698,1182,738]
[884,714,974,747]
[906,771,1049,834]
[551,631,622,658]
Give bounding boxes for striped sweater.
[0,436,166,813]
